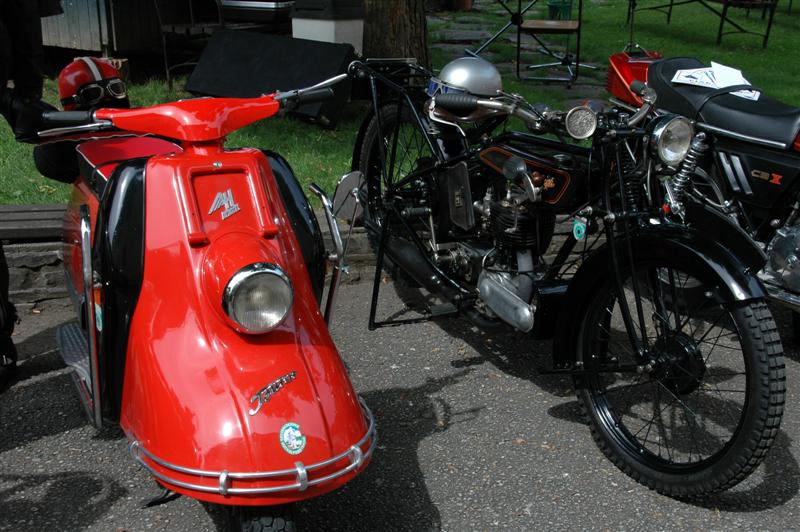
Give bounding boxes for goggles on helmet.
[60,77,127,108]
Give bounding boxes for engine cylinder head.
[489,201,555,254]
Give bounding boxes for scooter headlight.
[650,115,694,166]
[223,263,293,334]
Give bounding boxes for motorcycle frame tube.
[119,146,372,506]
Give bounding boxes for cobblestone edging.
[6,241,67,303]
[5,211,376,303]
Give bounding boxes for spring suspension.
[673,132,709,203]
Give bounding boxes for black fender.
[551,221,766,370]
[95,158,147,420]
[684,199,766,272]
[262,150,326,304]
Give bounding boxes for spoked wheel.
[575,260,785,498]
[357,102,439,282]
[231,505,296,532]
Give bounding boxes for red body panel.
[61,92,373,508]
[607,51,662,107]
[118,148,369,505]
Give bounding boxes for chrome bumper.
[129,399,376,496]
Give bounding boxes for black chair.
[628,0,778,48]
[153,0,264,88]
[712,0,778,47]
[518,0,594,84]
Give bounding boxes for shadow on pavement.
[0,472,126,530]
[295,371,479,530]
[547,399,799,512]
[382,282,573,398]
[0,371,86,454]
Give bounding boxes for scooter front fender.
[119,149,373,506]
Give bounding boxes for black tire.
[575,261,785,499]
[357,103,436,284]
[232,505,296,532]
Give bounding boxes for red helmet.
[58,57,130,111]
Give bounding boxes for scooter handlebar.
[40,110,95,128]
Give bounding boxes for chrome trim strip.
[80,206,103,429]
[129,399,376,496]
[38,121,113,138]
[696,122,788,150]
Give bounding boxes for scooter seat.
[648,57,800,149]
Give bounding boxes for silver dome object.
[437,57,503,97]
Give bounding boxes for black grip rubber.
[434,93,480,114]
[629,80,647,96]
[296,88,334,106]
[41,110,94,128]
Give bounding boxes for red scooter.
[37,76,374,529]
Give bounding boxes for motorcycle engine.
[469,183,556,332]
[767,226,800,292]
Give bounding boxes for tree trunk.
[363,0,430,68]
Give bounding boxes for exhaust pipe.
[383,236,463,303]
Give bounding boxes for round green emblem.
[279,422,306,455]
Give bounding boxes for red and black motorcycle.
[607,50,800,320]
[36,75,374,529]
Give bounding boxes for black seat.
[648,57,800,148]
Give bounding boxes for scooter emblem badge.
[248,371,297,416]
[208,188,241,220]
[279,422,307,455]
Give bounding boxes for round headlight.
[223,263,293,333]
[651,116,694,166]
[564,106,597,140]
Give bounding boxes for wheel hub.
[651,333,706,395]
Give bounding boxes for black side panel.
[263,150,326,304]
[95,159,146,421]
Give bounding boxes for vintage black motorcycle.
[336,57,786,498]
[610,56,800,322]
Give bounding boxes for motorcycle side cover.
[119,147,372,505]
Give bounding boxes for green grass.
[1,0,797,204]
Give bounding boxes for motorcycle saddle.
[648,57,800,149]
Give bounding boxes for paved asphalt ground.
[1,278,799,531]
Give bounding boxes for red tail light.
[794,133,800,152]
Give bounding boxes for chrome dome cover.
[437,57,503,97]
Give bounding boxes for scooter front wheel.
[230,505,296,532]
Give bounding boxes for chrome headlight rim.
[564,105,598,140]
[650,115,694,166]
[222,262,293,334]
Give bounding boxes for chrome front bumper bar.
[129,399,376,496]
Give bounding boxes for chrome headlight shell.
[650,115,694,166]
[223,263,293,334]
